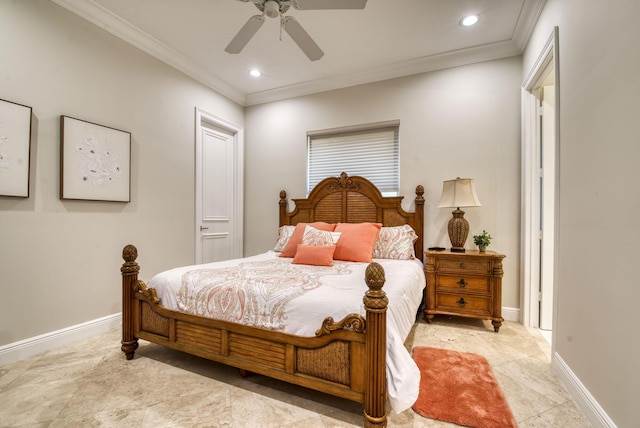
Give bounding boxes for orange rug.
[412,347,517,428]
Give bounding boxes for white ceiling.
[52,0,546,106]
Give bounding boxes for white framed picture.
[0,98,32,198]
[60,115,131,202]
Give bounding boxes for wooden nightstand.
[424,249,506,332]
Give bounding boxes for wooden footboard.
[121,245,389,427]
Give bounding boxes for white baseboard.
[0,313,121,366]
[551,352,617,428]
[502,306,520,322]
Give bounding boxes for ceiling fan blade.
[292,0,366,10]
[282,16,324,61]
[225,15,265,54]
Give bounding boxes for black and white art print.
[0,98,32,198]
[60,115,130,202]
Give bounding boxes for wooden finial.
[415,184,425,204]
[121,245,139,275]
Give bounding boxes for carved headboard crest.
[329,171,361,191]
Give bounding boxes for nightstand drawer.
[436,293,491,315]
[437,275,490,294]
[436,258,491,274]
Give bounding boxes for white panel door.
[195,110,243,264]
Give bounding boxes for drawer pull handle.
[460,262,465,268]
[457,298,467,307]
[457,279,467,288]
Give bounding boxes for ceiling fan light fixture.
[227,0,367,60]
[460,15,479,27]
[264,0,280,18]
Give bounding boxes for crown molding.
[512,0,547,51]
[51,0,246,106]
[245,40,521,105]
[51,0,544,107]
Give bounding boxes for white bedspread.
[147,251,425,413]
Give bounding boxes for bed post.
[279,190,287,226]
[363,262,388,427]
[121,244,139,360]
[414,185,425,262]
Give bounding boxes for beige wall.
[524,0,640,426]
[0,1,243,345]
[244,57,522,309]
[4,0,635,424]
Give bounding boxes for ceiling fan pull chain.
[279,16,284,41]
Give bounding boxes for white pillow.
[273,225,296,252]
[302,225,341,246]
[372,224,418,260]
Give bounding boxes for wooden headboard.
[279,172,425,261]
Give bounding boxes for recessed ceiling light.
[460,15,479,27]
[249,69,261,77]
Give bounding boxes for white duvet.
[147,250,425,413]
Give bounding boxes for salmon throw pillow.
[279,222,335,258]
[333,222,382,263]
[292,245,336,266]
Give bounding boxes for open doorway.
[521,27,559,347]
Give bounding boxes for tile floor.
[0,316,590,427]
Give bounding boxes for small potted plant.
[473,230,492,253]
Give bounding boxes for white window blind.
[307,122,399,195]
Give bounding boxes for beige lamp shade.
[437,178,482,208]
[438,178,481,252]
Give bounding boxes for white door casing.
[195,108,243,264]
[540,85,556,330]
[521,27,560,341]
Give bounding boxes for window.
[307,120,400,195]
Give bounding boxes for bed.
[120,172,425,427]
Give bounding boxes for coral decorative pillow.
[279,222,335,258]
[333,222,382,263]
[373,225,418,260]
[273,225,296,252]
[292,245,336,266]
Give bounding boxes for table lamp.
[437,178,481,252]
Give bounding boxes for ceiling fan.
[225,0,367,61]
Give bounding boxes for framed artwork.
[60,115,131,202]
[0,98,32,198]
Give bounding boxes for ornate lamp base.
[448,208,469,252]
